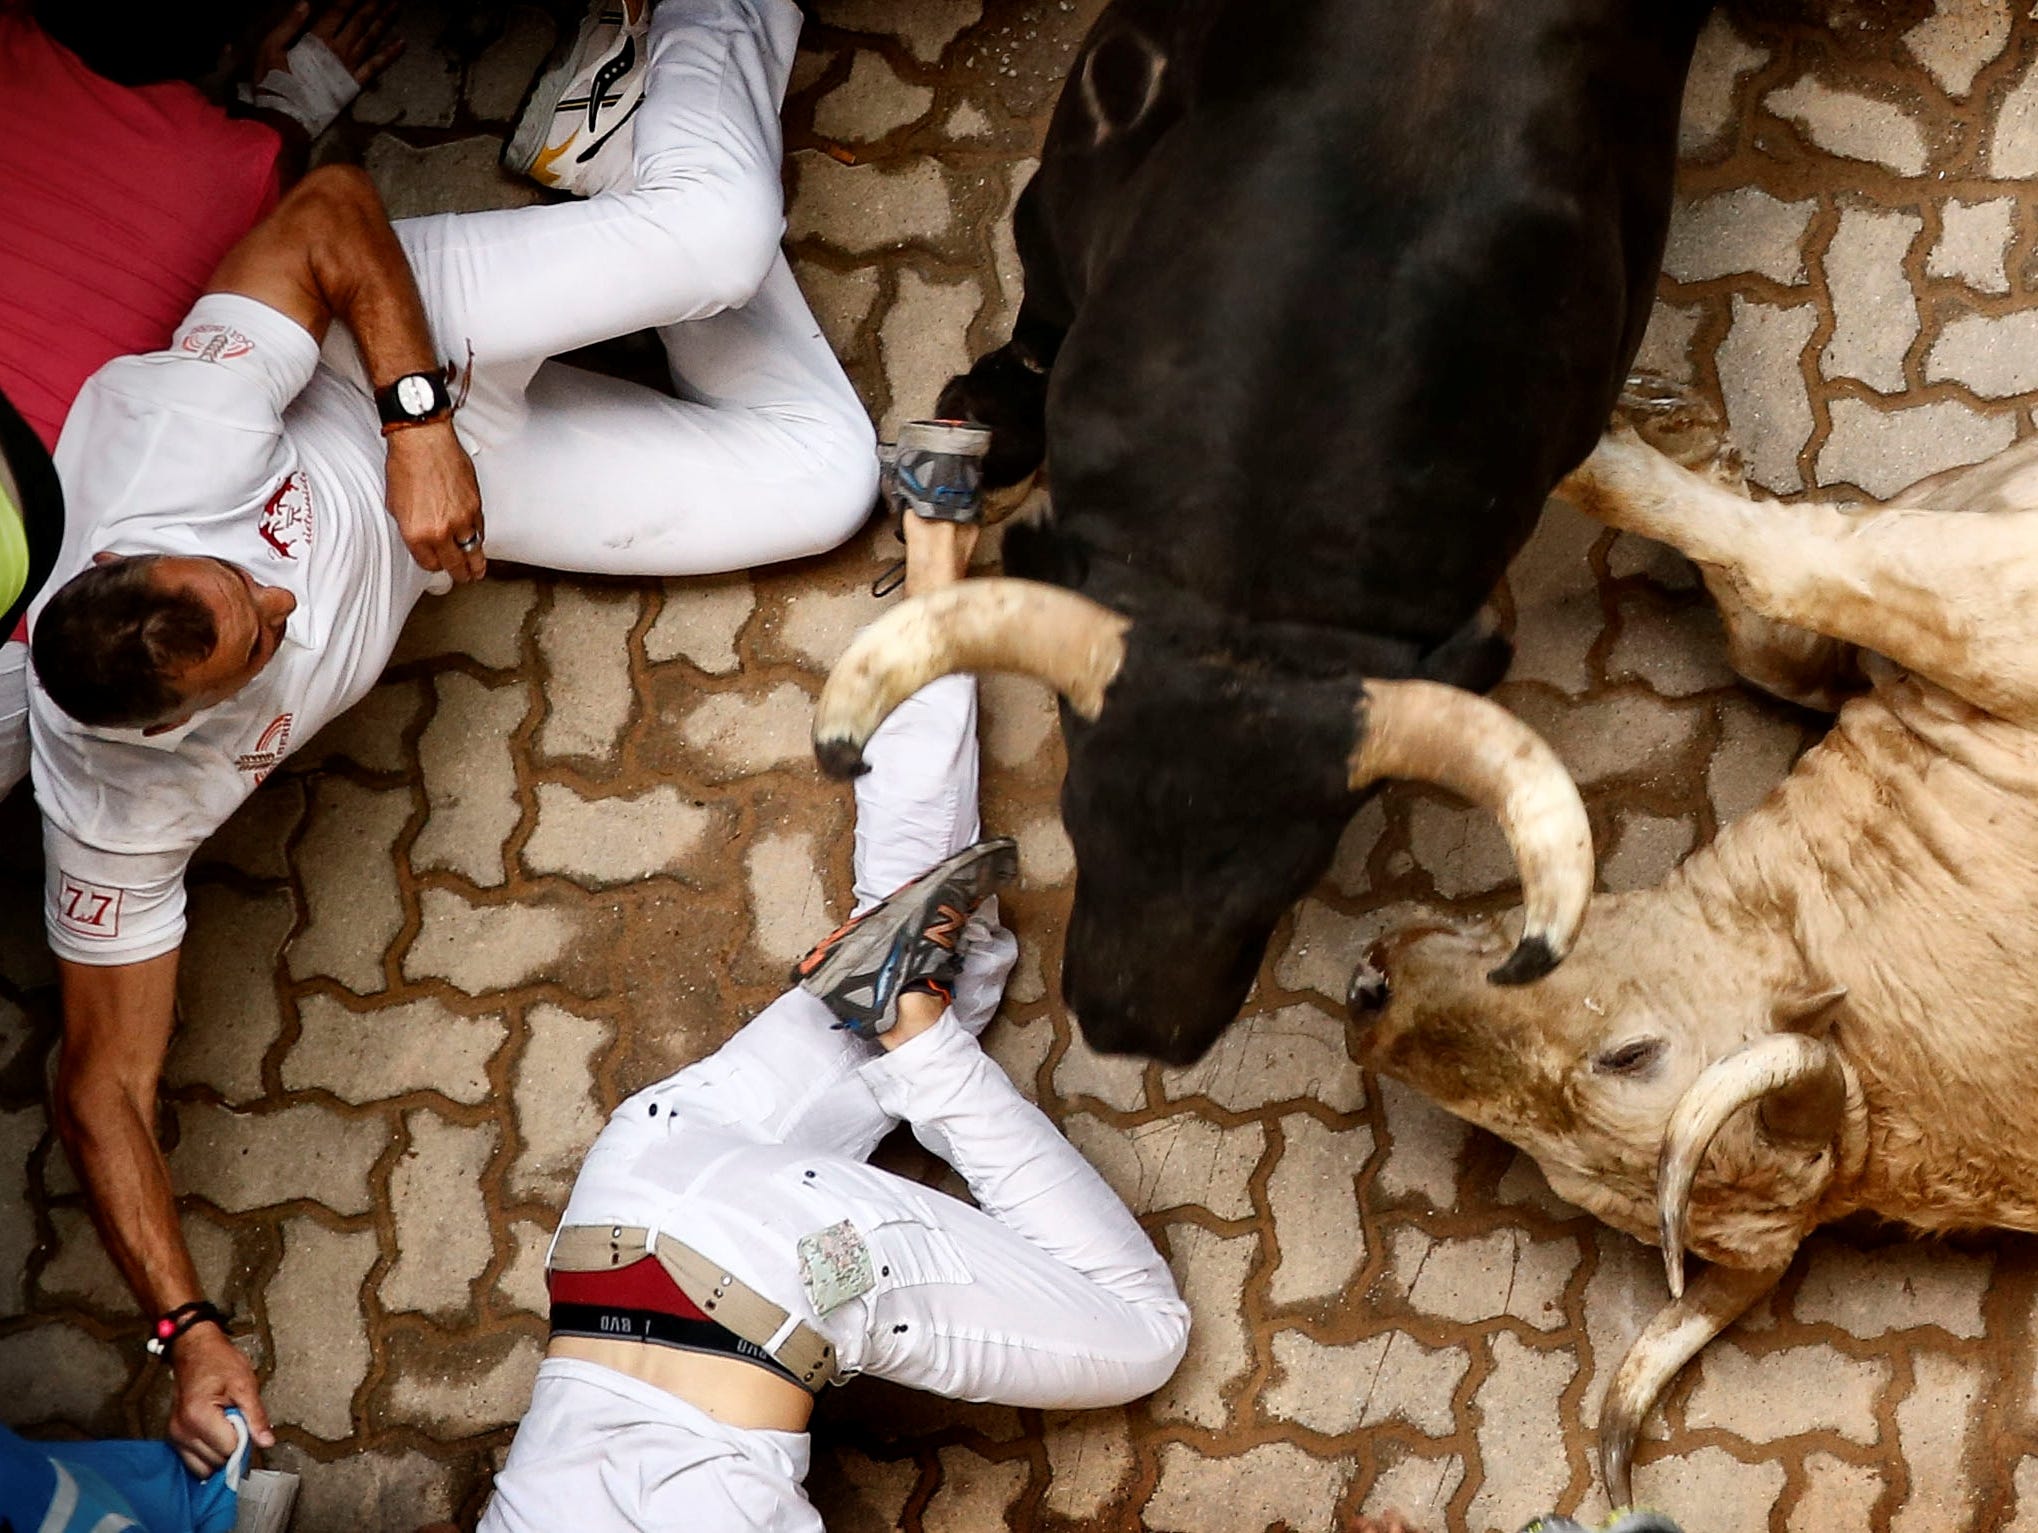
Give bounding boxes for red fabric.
[0,9,283,451]
[548,1256,713,1321]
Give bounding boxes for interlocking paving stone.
[814,0,984,64]
[1601,810,1698,893]
[0,1324,130,1429]
[266,1218,381,1440]
[495,1217,552,1318]
[1064,1113,1262,1221]
[1716,294,1820,492]
[1468,1332,1580,1532]
[1012,806,1075,887]
[788,155,954,250]
[165,886,294,1105]
[507,1004,611,1203]
[814,50,935,142]
[1373,1076,1475,1210]
[1821,208,1923,391]
[535,587,640,763]
[383,1332,544,1436]
[1930,197,2017,293]
[1159,1001,1363,1113]
[403,888,579,994]
[1815,393,2020,498]
[745,829,834,968]
[0,1107,39,1311]
[1408,797,1517,898]
[1990,50,2038,175]
[38,1206,234,1317]
[1605,596,1737,698]
[1664,189,1815,286]
[384,1110,500,1318]
[1765,77,1930,175]
[389,577,537,669]
[1388,1227,1577,1332]
[266,1446,461,1533]
[1039,1407,1133,1520]
[1685,1339,1888,1444]
[1266,1114,1373,1305]
[1906,0,2013,96]
[523,782,718,886]
[773,583,885,671]
[168,1101,387,1217]
[289,677,425,777]
[1145,1440,1355,1533]
[1892,1350,1984,1533]
[977,672,1058,769]
[285,992,505,1106]
[1634,1445,1789,1533]
[1362,1447,1466,1525]
[921,1445,1028,1533]
[645,573,756,674]
[1151,1224,1258,1428]
[365,136,544,220]
[1266,1328,1469,1436]
[195,775,306,879]
[464,6,556,122]
[684,680,816,781]
[1794,1239,1992,1338]
[412,672,527,887]
[1789,1451,1886,1533]
[1051,1035,1150,1113]
[1680,15,1770,153]
[878,269,984,436]
[288,778,414,993]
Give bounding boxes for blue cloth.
[0,1422,240,1533]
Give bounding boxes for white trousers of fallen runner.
[478,674,1191,1533]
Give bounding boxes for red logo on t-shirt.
[55,876,123,940]
[179,324,255,362]
[257,472,314,561]
[235,713,294,783]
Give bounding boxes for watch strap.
[375,368,454,430]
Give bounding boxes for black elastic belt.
[549,1302,811,1391]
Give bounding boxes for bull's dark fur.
[941,0,1714,1063]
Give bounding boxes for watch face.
[396,374,438,417]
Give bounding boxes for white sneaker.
[503,0,651,198]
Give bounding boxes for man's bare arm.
[206,164,485,582]
[55,954,273,1473]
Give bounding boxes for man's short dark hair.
[31,558,218,728]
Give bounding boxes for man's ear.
[91,550,123,567]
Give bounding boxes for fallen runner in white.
[480,519,1190,1532]
[20,0,874,1473]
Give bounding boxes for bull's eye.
[1592,1038,1664,1076]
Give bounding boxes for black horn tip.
[1346,964,1389,1016]
[814,736,873,780]
[1488,933,1558,986]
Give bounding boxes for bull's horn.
[1655,1033,1846,1299]
[1349,680,1592,985]
[812,579,1132,778]
[1599,1261,1784,1511]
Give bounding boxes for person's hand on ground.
[385,422,487,583]
[168,1323,274,1477]
[253,0,403,97]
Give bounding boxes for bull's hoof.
[813,736,873,780]
[1487,933,1557,986]
[1614,372,1743,484]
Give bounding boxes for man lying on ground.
[22,0,875,1473]
[477,512,1190,1532]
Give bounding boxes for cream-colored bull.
[1350,405,2038,1509]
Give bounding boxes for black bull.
[833,0,1714,1064]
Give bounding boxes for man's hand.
[252,0,404,97]
[385,422,486,583]
[168,1322,274,1477]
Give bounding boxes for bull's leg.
[1562,428,2038,724]
[1616,378,1864,713]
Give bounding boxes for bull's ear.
[1774,983,1847,1038]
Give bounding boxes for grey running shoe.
[872,419,992,596]
[503,0,649,197]
[1520,1516,1684,1533]
[791,838,1019,1037]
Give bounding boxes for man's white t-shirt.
[29,292,437,965]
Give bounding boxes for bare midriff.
[548,1335,815,1433]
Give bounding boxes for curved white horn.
[812,579,1132,778]
[1599,1262,1784,1512]
[1350,679,1592,984]
[1655,1033,1846,1299]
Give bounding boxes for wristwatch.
[375,369,454,433]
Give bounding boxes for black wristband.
[146,1299,230,1357]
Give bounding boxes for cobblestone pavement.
[8,1,2038,1528]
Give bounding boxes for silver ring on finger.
[455,531,483,552]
